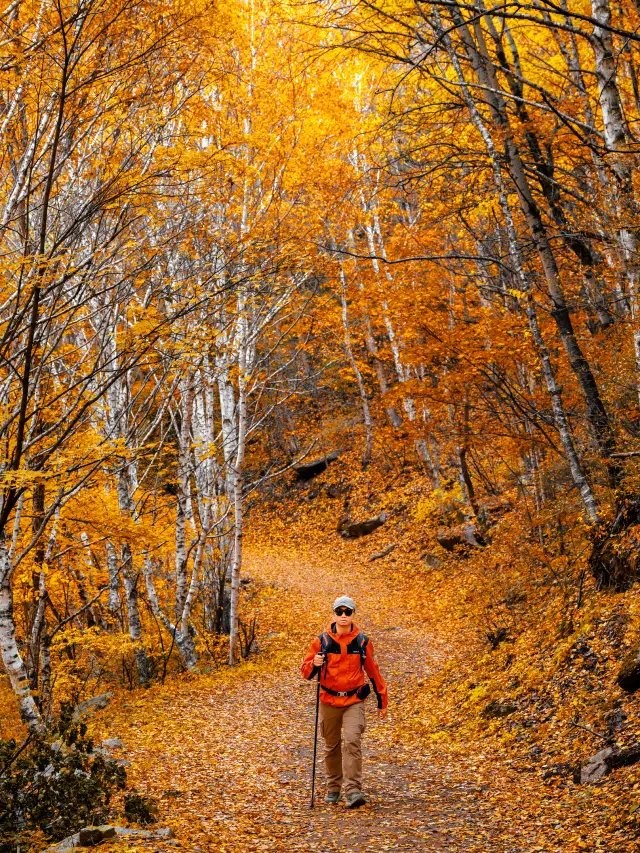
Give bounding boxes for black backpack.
[319,630,369,667]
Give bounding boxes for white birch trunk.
[591,0,640,403]
[339,268,374,467]
[143,557,197,670]
[445,21,601,524]
[347,229,403,428]
[0,544,42,730]
[229,312,248,666]
[105,541,121,614]
[175,376,194,623]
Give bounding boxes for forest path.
[105,545,554,853]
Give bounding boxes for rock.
[437,524,484,552]
[111,827,154,838]
[368,543,396,562]
[482,699,517,719]
[114,825,173,839]
[101,738,125,750]
[420,552,442,568]
[46,826,116,851]
[45,833,82,852]
[578,743,640,785]
[45,825,175,851]
[78,827,112,846]
[154,827,175,839]
[606,743,640,771]
[580,747,614,783]
[294,451,340,481]
[617,649,640,693]
[73,692,113,720]
[339,511,387,539]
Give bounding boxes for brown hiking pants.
[319,701,366,794]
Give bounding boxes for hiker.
[301,595,388,808]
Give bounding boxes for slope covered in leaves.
[77,459,640,853]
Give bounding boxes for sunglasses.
[334,607,353,616]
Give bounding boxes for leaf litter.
[91,536,639,853]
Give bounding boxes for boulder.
[580,747,614,783]
[79,827,114,846]
[294,451,340,481]
[580,744,640,784]
[617,648,640,693]
[46,826,116,851]
[73,692,113,720]
[339,511,387,539]
[607,743,640,770]
[46,825,174,851]
[437,524,484,552]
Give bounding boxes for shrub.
[124,792,158,825]
[0,704,126,851]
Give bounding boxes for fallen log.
[339,511,387,539]
[294,450,340,481]
[368,543,397,562]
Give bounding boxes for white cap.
[333,595,356,612]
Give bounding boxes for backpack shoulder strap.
[357,632,369,667]
[319,632,330,655]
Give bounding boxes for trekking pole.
[310,664,322,808]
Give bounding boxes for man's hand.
[377,709,388,721]
[313,653,324,667]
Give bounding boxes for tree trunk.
[339,276,373,467]
[441,14,601,523]
[143,556,197,671]
[0,547,42,730]
[591,0,640,403]
[449,3,618,485]
[122,543,150,687]
[105,541,121,615]
[229,314,248,667]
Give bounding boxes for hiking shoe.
[345,791,366,809]
[324,791,342,804]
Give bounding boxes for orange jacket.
[301,622,388,709]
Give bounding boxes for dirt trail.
[105,548,550,853]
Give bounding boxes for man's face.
[333,606,353,628]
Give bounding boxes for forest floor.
[91,533,639,853]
